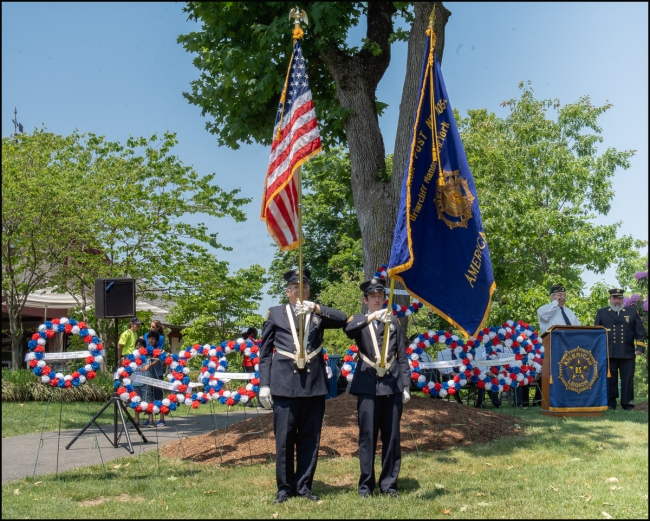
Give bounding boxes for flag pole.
[290,6,307,369]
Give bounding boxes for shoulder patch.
[347,315,354,323]
[264,309,271,321]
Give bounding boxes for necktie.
[560,306,572,325]
[451,350,457,360]
[373,320,379,330]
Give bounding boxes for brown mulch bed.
[159,393,524,466]
[635,401,648,412]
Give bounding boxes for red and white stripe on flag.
[261,40,322,251]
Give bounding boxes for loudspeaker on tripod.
[95,278,136,318]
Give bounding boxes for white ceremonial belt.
[275,345,322,362]
[359,352,395,371]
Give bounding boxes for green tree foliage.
[178,2,414,150]
[457,82,645,329]
[2,129,256,368]
[266,147,362,300]
[166,258,266,347]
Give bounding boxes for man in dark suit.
[258,268,347,504]
[343,277,411,498]
[594,287,646,410]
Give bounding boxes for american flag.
[261,40,322,251]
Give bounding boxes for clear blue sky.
[3,2,647,314]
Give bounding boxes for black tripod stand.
[66,318,147,453]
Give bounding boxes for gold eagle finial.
[289,7,308,26]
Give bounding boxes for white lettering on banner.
[418,356,515,370]
[131,375,204,390]
[209,372,258,381]
[25,351,92,362]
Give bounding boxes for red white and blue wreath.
[407,331,478,398]
[473,321,543,393]
[115,337,262,413]
[375,264,422,317]
[26,318,104,387]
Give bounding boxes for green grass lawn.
[1,400,248,438]
[2,407,647,519]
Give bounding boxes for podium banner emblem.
[549,328,608,412]
[558,347,599,394]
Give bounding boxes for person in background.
[534,283,580,406]
[594,288,646,410]
[117,317,142,361]
[408,333,434,391]
[242,327,259,407]
[474,343,501,409]
[131,337,154,427]
[145,330,167,426]
[435,344,463,404]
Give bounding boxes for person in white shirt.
[435,345,463,404]
[536,283,580,335]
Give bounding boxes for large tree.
[458,82,646,326]
[178,1,449,280]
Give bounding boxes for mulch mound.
[635,401,648,412]
[159,393,524,466]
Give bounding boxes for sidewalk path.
[1,407,271,483]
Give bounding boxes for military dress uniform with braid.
[344,310,410,496]
[594,302,646,410]
[259,301,346,499]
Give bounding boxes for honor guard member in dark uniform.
[594,288,646,410]
[343,278,411,498]
[258,268,347,504]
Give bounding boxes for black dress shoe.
[300,493,320,501]
[359,492,372,498]
[273,495,290,505]
[607,406,616,410]
[381,490,399,498]
[475,403,486,409]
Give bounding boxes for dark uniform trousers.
[594,306,646,410]
[344,314,410,495]
[273,395,326,497]
[357,393,403,494]
[607,358,636,410]
[476,388,501,408]
[259,303,347,498]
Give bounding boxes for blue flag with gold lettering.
[389,28,495,337]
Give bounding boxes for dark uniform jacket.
[594,306,646,358]
[344,314,411,396]
[259,304,347,397]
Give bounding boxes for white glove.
[259,385,273,409]
[295,299,316,315]
[374,308,392,324]
[403,387,411,404]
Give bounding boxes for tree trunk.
[320,2,396,280]
[9,308,23,370]
[321,3,450,282]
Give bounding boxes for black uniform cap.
[608,288,624,297]
[550,283,565,294]
[360,278,387,296]
[284,268,311,285]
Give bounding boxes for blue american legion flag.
[388,28,495,337]
[261,39,322,251]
